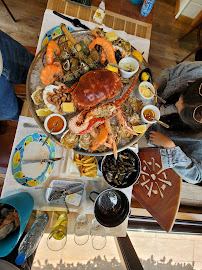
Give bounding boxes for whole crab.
[63,70,123,111]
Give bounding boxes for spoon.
[148,88,166,104]
[42,121,59,146]
[109,62,133,72]
[150,116,169,129]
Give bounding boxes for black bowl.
[101,149,141,189]
[139,68,153,83]
[92,189,130,228]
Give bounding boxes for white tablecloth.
[2,9,148,237]
[2,116,136,236]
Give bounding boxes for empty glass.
[91,218,106,250]
[74,214,89,245]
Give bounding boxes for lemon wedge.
[36,107,52,117]
[132,124,147,133]
[131,50,143,63]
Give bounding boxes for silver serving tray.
[26,30,151,156]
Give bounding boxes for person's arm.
[160,147,202,184]
[155,61,202,100]
[149,131,202,184]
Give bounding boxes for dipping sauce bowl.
[44,114,67,135]
[137,81,155,101]
[118,57,139,78]
[141,105,160,124]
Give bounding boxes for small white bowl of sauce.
[141,105,160,124]
[118,57,139,78]
[44,113,67,135]
[138,81,155,100]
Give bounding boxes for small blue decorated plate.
[11,133,56,187]
[41,25,75,48]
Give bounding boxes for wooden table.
[47,0,152,40]
[19,0,182,233]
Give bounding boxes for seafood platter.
[27,24,155,157]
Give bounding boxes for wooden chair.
[14,46,36,100]
[178,10,202,63]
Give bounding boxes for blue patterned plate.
[12,133,56,187]
[41,25,75,48]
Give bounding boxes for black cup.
[89,189,130,228]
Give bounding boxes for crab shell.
[71,70,123,111]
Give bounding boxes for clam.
[63,60,70,72]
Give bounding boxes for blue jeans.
[0,30,34,121]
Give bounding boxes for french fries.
[73,153,98,178]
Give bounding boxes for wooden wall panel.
[114,18,126,31]
[47,0,152,40]
[125,21,137,36]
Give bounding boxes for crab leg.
[116,109,138,135]
[62,82,78,93]
[114,75,139,107]
[105,120,117,159]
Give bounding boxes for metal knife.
[48,184,84,201]
[53,11,90,30]
[21,157,64,164]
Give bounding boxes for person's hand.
[149,131,176,149]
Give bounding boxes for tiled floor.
[128,231,202,270]
[31,231,202,270]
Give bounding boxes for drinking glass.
[91,218,106,250]
[74,214,90,245]
[47,213,68,251]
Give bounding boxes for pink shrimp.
[46,40,60,65]
[89,38,117,65]
[40,62,63,85]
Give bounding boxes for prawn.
[40,62,63,85]
[90,124,108,152]
[100,49,107,65]
[89,38,117,65]
[46,40,60,65]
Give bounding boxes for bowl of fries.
[73,154,98,178]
